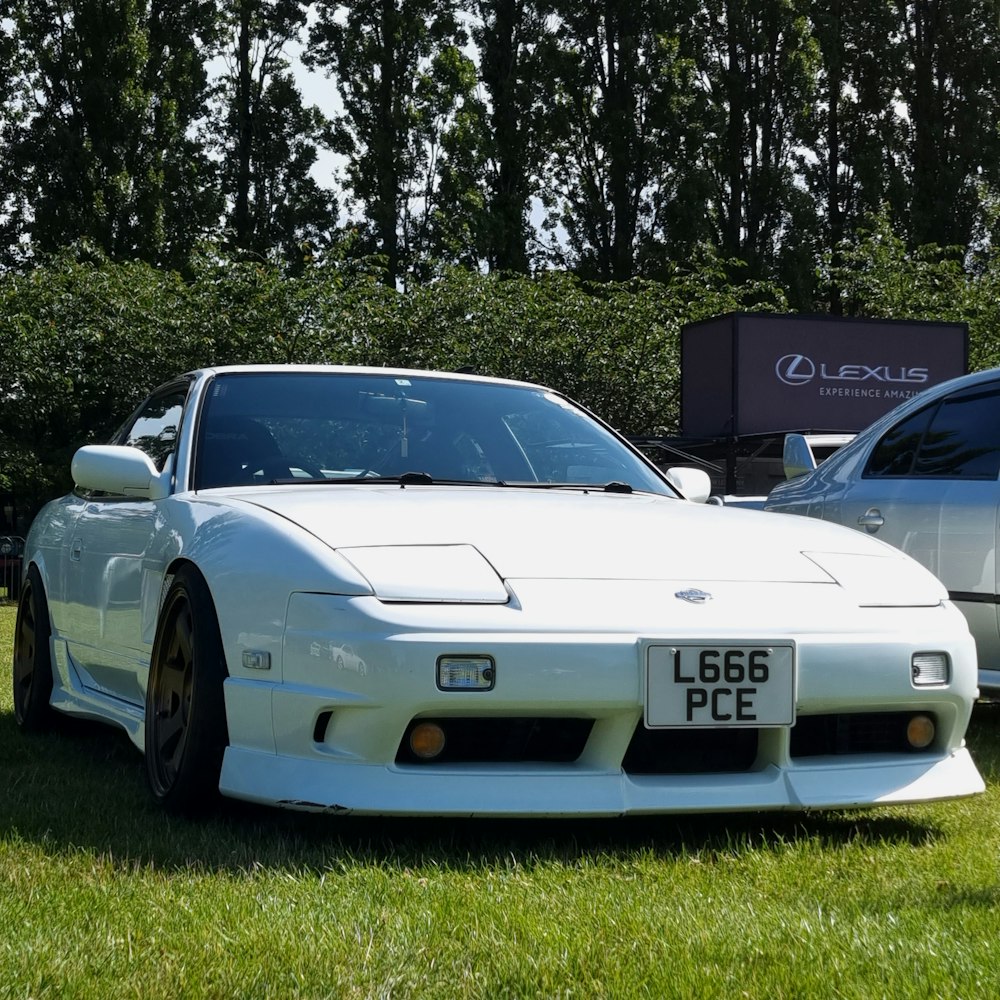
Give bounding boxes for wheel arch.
[145,559,230,813]
[20,556,53,611]
[157,552,282,686]
[156,556,230,674]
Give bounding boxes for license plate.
[645,643,795,728]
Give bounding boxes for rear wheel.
[12,565,55,732]
[145,566,229,813]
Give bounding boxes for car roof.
[916,365,1000,396]
[189,364,550,393]
[859,364,999,435]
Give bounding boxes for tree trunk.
[234,0,253,250]
[375,0,400,284]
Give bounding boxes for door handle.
[70,538,83,561]
[857,508,884,533]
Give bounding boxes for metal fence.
[0,535,24,601]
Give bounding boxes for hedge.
[4,231,1000,519]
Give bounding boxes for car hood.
[231,485,942,602]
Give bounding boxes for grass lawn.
[2,601,1000,999]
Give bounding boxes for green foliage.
[6,228,1000,521]
[472,0,550,273]
[307,0,475,285]
[689,0,819,291]
[830,216,1000,371]
[3,4,1000,294]
[543,0,706,282]
[5,0,220,270]
[0,243,783,516]
[213,1,337,267]
[0,248,186,510]
[898,0,1000,251]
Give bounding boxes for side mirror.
[783,433,854,480]
[664,466,712,503]
[782,434,817,481]
[71,446,173,500]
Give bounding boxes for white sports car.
[12,366,984,815]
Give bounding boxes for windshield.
[193,371,672,495]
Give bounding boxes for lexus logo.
[775,354,816,385]
[774,354,930,387]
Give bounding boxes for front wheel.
[12,565,55,732]
[145,566,229,813]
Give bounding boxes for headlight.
[338,544,508,603]
[803,551,947,607]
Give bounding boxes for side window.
[865,384,1000,480]
[122,388,187,471]
[914,386,1000,479]
[864,405,935,477]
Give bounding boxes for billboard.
[681,313,968,438]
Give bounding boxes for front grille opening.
[790,712,938,758]
[395,717,594,765]
[622,724,760,774]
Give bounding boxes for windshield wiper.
[495,480,634,494]
[267,474,635,494]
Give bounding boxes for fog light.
[437,655,495,690]
[409,722,446,759]
[911,652,949,686]
[906,714,935,750]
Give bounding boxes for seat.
[197,416,283,488]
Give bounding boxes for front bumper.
[218,745,984,815]
[216,590,984,815]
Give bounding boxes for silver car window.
[865,404,935,477]
[865,381,1000,480]
[914,386,1000,478]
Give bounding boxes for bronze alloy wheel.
[12,566,54,732]
[145,566,228,813]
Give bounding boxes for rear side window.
[865,382,1000,480]
[865,406,934,476]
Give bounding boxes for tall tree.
[802,0,906,311]
[214,0,337,267]
[689,0,818,286]
[541,0,700,282]
[0,6,27,264]
[472,0,550,273]
[898,0,1000,250]
[6,0,220,269]
[403,37,485,274]
[308,0,474,285]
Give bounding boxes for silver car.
[766,367,1000,693]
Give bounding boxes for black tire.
[12,565,55,732]
[145,566,229,814]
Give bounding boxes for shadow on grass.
[4,701,994,875]
[963,698,1000,781]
